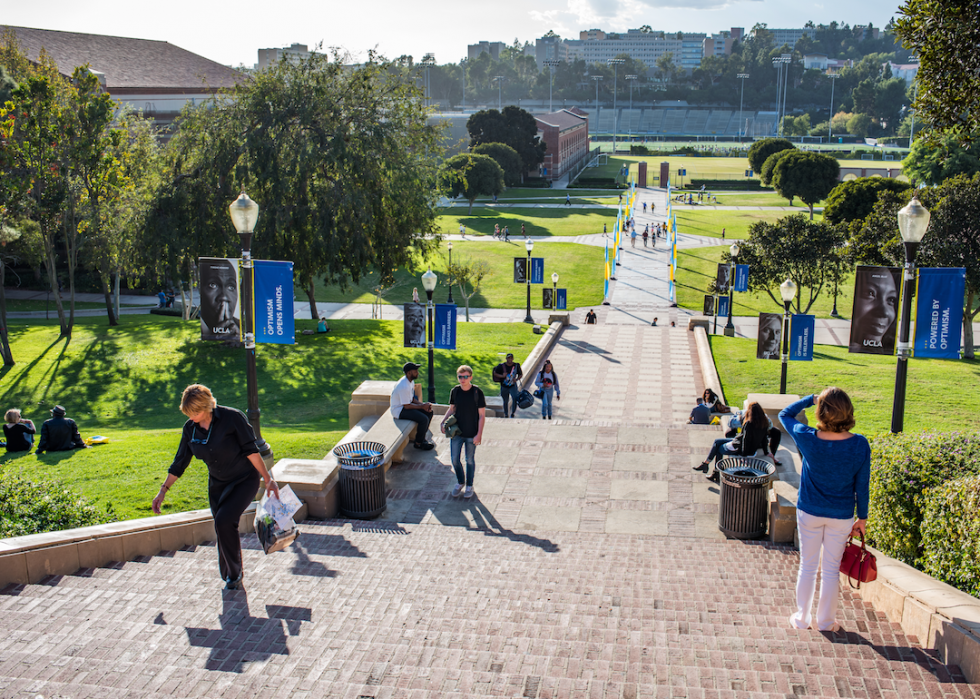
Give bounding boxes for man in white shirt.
[390,362,435,450]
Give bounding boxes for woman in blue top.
[780,387,870,633]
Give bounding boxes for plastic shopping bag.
[255,485,302,554]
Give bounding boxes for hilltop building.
[257,43,310,70]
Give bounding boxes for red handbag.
[839,532,878,589]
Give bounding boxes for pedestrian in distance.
[642,202,647,213]
[631,228,637,247]
[585,309,597,324]
[504,225,510,241]
[721,227,726,240]
[492,353,524,418]
[534,359,561,420]
[493,224,500,240]
[35,405,88,454]
[390,362,436,450]
[782,388,869,633]
[152,384,280,590]
[642,229,649,247]
[3,408,36,453]
[565,193,571,206]
[441,365,486,499]
[603,223,607,237]
[522,223,526,238]
[651,317,658,326]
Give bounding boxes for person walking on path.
[441,365,486,499]
[522,223,526,238]
[3,409,36,453]
[642,229,649,247]
[565,194,571,206]
[35,405,88,454]
[585,309,597,324]
[492,353,523,418]
[152,384,280,590]
[534,359,561,420]
[631,228,637,247]
[390,362,436,450]
[781,388,870,633]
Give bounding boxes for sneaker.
[464,486,474,499]
[224,575,243,591]
[451,484,464,497]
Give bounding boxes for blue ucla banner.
[254,260,294,344]
[434,304,457,350]
[717,295,729,318]
[556,288,567,310]
[789,314,815,361]
[530,258,545,284]
[734,264,749,292]
[915,268,965,359]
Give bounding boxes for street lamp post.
[446,241,454,304]
[737,73,749,141]
[494,76,504,111]
[779,279,797,394]
[545,60,561,112]
[592,76,603,139]
[626,75,637,141]
[524,239,534,323]
[421,269,437,403]
[229,192,273,465]
[891,194,930,434]
[723,242,739,337]
[827,73,839,142]
[608,58,625,154]
[551,271,558,309]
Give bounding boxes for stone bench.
[548,312,570,326]
[688,317,710,331]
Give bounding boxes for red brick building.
[534,109,590,182]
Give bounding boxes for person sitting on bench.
[390,362,435,450]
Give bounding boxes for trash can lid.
[717,457,775,483]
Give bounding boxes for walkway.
[2,219,977,697]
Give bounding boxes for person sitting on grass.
[35,406,88,454]
[3,408,36,453]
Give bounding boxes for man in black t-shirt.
[492,353,523,418]
[441,364,486,499]
[585,309,597,324]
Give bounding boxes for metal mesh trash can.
[333,441,387,519]
[717,457,776,539]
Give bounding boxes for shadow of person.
[183,589,311,672]
[463,497,559,554]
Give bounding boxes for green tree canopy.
[439,153,504,213]
[466,106,546,176]
[747,137,794,173]
[771,151,841,218]
[823,176,913,225]
[472,142,522,187]
[759,148,794,186]
[847,112,873,138]
[903,131,980,185]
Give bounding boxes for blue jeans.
[540,387,555,418]
[706,438,737,465]
[500,384,519,416]
[450,436,477,486]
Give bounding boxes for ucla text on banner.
[531,258,545,284]
[717,295,730,318]
[254,260,295,345]
[789,314,815,361]
[734,264,749,293]
[434,304,457,350]
[914,267,965,359]
[556,288,567,310]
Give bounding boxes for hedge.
[920,475,980,597]
[0,471,115,537]
[868,431,980,566]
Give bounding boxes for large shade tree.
[771,151,841,218]
[466,106,546,177]
[439,153,504,213]
[823,177,913,226]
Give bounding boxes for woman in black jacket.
[694,401,771,482]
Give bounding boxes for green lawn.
[672,210,821,240]
[305,240,606,310]
[0,315,536,520]
[4,298,146,312]
[676,245,853,319]
[435,207,615,237]
[488,187,613,200]
[710,192,820,208]
[709,335,980,435]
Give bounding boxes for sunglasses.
[457,374,471,379]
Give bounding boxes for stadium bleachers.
[639,109,664,133]
[683,110,710,134]
[620,109,642,134]
[569,107,784,138]
[596,108,618,134]
[661,110,688,133]
[704,110,731,135]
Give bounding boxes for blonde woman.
[152,384,280,590]
[780,387,870,633]
[3,409,36,453]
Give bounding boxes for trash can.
[334,441,387,519]
[716,457,776,539]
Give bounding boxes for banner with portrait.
[254,260,295,345]
[849,266,901,355]
[556,288,567,310]
[433,304,457,350]
[403,303,426,348]
[199,257,241,342]
[716,263,731,294]
[789,314,815,361]
[542,288,554,309]
[914,267,966,359]
[513,258,527,284]
[734,264,749,293]
[703,295,715,316]
[756,312,782,360]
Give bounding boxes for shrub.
[630,144,651,155]
[0,471,115,537]
[920,475,980,596]
[867,431,980,565]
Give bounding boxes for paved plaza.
[2,187,979,697]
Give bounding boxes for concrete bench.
[688,317,710,331]
[548,313,570,326]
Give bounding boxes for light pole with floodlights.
[551,272,559,309]
[592,75,603,139]
[229,192,273,464]
[723,242,739,337]
[626,75,637,141]
[779,279,797,394]
[737,73,749,140]
[608,58,625,153]
[493,76,504,111]
[446,241,454,304]
[827,73,840,141]
[891,194,930,434]
[524,239,534,323]
[421,269,437,403]
[545,60,561,112]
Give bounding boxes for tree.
[472,142,522,187]
[736,214,846,313]
[446,257,491,321]
[903,131,980,185]
[823,177,913,225]
[655,53,680,85]
[847,112,873,138]
[894,1,980,143]
[466,106,546,177]
[0,220,25,365]
[439,153,504,213]
[771,151,841,218]
[747,137,794,173]
[760,148,794,186]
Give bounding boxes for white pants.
[791,510,854,631]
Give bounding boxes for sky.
[5,0,906,68]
